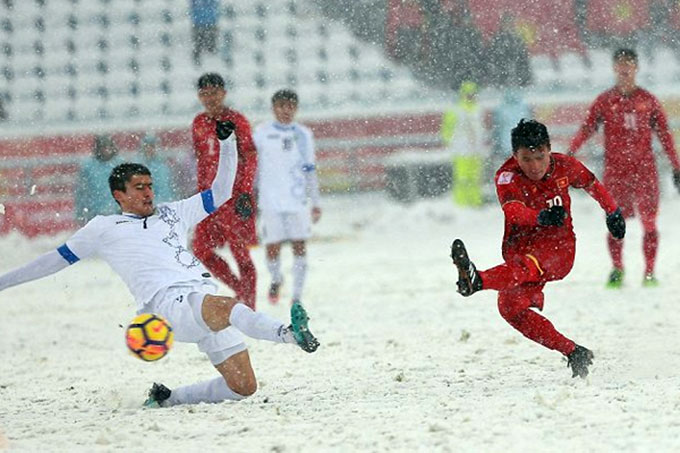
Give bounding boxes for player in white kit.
[0,121,319,407]
[253,89,321,305]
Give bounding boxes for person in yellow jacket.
[441,81,486,207]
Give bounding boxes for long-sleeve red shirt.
[192,107,257,243]
[569,87,680,182]
[495,153,617,274]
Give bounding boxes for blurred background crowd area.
[1,0,679,126]
[0,0,679,236]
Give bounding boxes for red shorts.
[605,173,659,220]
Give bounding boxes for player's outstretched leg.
[450,239,482,297]
[143,382,172,408]
[567,345,594,379]
[289,302,319,353]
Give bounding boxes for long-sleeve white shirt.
[253,121,320,213]
[0,135,238,308]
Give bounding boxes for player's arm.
[569,156,625,239]
[497,172,563,226]
[233,117,257,219]
[0,250,69,292]
[568,96,603,156]
[209,121,238,207]
[650,98,680,193]
[0,221,99,293]
[175,121,238,225]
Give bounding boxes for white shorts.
[141,282,246,365]
[261,210,311,245]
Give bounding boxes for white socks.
[292,255,307,301]
[166,376,244,406]
[228,303,293,344]
[266,258,283,284]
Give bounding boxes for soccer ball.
[125,313,174,362]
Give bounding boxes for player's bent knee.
[201,295,238,331]
[227,375,257,397]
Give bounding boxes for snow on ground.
[1,188,680,452]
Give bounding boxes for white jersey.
[253,121,320,213]
[59,192,217,308]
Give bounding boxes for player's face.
[515,145,551,181]
[273,100,298,124]
[614,58,637,87]
[115,174,155,216]
[198,86,226,118]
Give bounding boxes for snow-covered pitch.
[1,189,679,452]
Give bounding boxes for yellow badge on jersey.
[557,177,569,189]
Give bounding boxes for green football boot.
[642,273,659,288]
[606,268,624,289]
[290,302,320,353]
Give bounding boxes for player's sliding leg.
[201,294,319,352]
[145,348,256,407]
[498,288,593,378]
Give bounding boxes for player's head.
[613,48,638,88]
[109,163,155,216]
[511,119,551,181]
[197,72,226,117]
[93,135,118,162]
[271,88,298,124]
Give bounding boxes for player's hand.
[537,206,567,226]
[673,170,680,194]
[216,120,236,140]
[606,207,626,239]
[311,206,321,223]
[235,193,253,219]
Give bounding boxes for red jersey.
[569,87,680,182]
[192,107,257,244]
[495,153,617,278]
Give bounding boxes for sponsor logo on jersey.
[557,177,569,189]
[497,171,514,185]
[116,220,134,224]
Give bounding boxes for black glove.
[235,193,253,219]
[537,205,567,226]
[673,170,680,194]
[216,120,236,140]
[606,207,626,239]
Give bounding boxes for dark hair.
[197,72,225,89]
[613,48,637,63]
[109,163,151,195]
[511,119,550,152]
[271,89,298,105]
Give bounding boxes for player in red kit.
[451,119,626,378]
[192,73,258,309]
[568,48,680,288]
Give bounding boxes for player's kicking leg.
[567,345,594,379]
[450,239,483,296]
